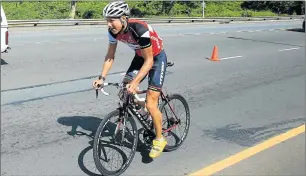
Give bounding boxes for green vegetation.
[2,1,305,20]
[2,2,71,20]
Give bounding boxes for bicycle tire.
[160,94,190,152]
[93,109,138,176]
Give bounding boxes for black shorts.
[124,50,167,92]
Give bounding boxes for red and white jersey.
[108,19,163,57]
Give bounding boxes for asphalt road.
[1,20,305,176]
[218,133,305,176]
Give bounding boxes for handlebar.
[95,82,146,102]
[95,61,174,100]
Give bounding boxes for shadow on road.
[57,115,153,176]
[203,117,305,147]
[1,58,8,65]
[78,145,102,176]
[57,116,102,137]
[286,28,305,33]
[137,128,154,164]
[57,116,103,175]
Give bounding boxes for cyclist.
[92,1,168,158]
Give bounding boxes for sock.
[156,137,164,141]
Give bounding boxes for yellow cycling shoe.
[149,137,167,158]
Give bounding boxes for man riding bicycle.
[92,1,168,158]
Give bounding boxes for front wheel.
[159,94,190,152]
[93,109,138,176]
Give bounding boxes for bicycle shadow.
[57,115,101,137]
[57,115,154,176]
[57,115,103,176]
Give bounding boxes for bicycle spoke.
[160,94,190,151]
[93,110,138,175]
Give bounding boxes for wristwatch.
[98,75,106,81]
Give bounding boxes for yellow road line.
[189,124,305,176]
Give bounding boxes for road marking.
[278,47,300,52]
[94,37,104,41]
[220,56,243,60]
[189,124,305,176]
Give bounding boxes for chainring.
[142,129,155,146]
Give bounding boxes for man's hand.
[92,78,104,90]
[127,80,140,94]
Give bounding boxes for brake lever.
[101,87,110,96]
[95,84,101,98]
[95,89,99,98]
[95,83,111,98]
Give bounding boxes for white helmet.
[103,1,130,18]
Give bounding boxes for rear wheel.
[159,94,190,152]
[93,109,138,176]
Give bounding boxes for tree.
[241,1,305,15]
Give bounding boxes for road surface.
[1,20,305,176]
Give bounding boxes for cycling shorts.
[124,50,167,92]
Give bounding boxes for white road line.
[278,47,300,52]
[94,37,104,41]
[220,56,243,60]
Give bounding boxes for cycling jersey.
[108,19,163,57]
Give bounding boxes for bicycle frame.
[96,60,179,138]
[118,88,179,138]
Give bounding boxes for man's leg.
[147,89,167,158]
[123,54,144,84]
[146,90,163,139]
[147,50,168,158]
[123,54,147,107]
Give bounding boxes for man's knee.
[146,90,160,111]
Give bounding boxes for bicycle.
[92,62,190,176]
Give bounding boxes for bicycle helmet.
[103,1,130,18]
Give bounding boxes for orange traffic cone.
[210,46,220,61]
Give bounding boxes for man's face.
[106,18,122,34]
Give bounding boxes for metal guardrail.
[7,15,305,27]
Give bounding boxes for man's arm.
[100,42,117,79]
[133,45,154,84]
